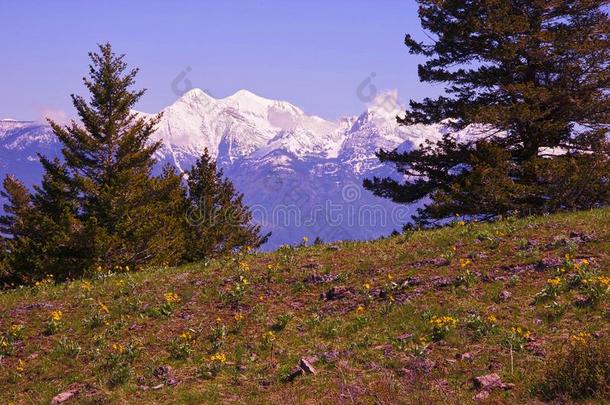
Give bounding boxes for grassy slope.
[1,209,610,404]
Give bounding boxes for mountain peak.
[176,88,214,104]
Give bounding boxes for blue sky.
[0,0,440,121]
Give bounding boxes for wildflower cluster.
[262,330,276,349]
[536,255,609,306]
[570,332,592,346]
[580,275,610,304]
[430,315,459,341]
[0,324,23,357]
[103,340,140,386]
[155,291,180,316]
[222,276,250,305]
[504,326,532,351]
[81,280,93,293]
[168,330,195,360]
[164,292,180,304]
[465,314,498,338]
[410,336,429,358]
[199,352,227,379]
[45,310,63,335]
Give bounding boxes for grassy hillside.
[1,209,610,404]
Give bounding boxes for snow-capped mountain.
[0,90,458,249]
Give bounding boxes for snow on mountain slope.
[0,89,455,249]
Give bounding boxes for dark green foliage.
[1,44,266,285]
[365,1,610,224]
[184,150,266,261]
[1,44,189,283]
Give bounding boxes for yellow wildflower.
[180,331,193,341]
[460,258,471,268]
[487,315,497,324]
[234,312,244,321]
[112,343,125,354]
[547,277,561,287]
[16,359,25,373]
[164,292,180,304]
[98,301,109,314]
[50,310,63,321]
[430,315,458,328]
[356,305,365,314]
[81,281,92,292]
[363,282,371,290]
[570,332,592,346]
[210,352,227,363]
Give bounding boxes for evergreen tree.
[44,42,187,272]
[1,43,188,282]
[184,150,266,260]
[0,175,32,285]
[365,1,610,224]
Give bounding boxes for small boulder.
[536,257,562,271]
[284,357,317,382]
[498,290,512,301]
[321,286,353,301]
[431,276,453,289]
[473,373,514,391]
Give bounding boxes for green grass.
[1,209,610,403]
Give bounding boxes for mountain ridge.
[0,89,464,248]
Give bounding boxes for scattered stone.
[501,263,535,274]
[304,273,339,284]
[498,290,512,301]
[284,357,317,381]
[50,383,103,404]
[153,365,172,379]
[51,387,80,404]
[321,286,354,301]
[405,357,436,374]
[569,231,596,243]
[458,352,474,362]
[415,257,451,267]
[396,332,413,341]
[400,276,422,288]
[473,390,490,401]
[322,350,340,363]
[573,295,592,307]
[153,365,177,385]
[525,342,546,357]
[326,245,341,251]
[431,276,453,289]
[536,257,562,271]
[299,358,317,374]
[473,373,514,392]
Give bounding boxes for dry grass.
[1,209,610,404]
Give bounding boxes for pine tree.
[0,175,32,285]
[43,42,188,272]
[364,1,610,224]
[184,150,266,261]
[0,43,189,282]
